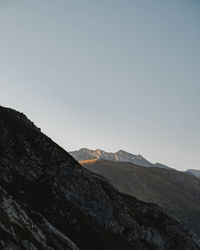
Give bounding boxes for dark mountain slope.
[81,159,200,238]
[0,106,199,249]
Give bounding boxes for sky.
[0,0,199,171]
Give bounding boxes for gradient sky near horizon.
[0,0,199,171]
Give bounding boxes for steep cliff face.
[0,106,199,250]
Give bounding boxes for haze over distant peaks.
[70,148,170,169]
[186,169,200,178]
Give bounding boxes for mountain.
[81,159,200,239]
[70,148,170,169]
[0,106,199,249]
[186,169,200,179]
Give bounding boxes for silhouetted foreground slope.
[0,106,200,250]
[81,159,200,238]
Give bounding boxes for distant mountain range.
[70,148,199,176]
[70,148,200,237]
[81,159,200,238]
[70,148,170,169]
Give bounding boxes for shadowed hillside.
[81,159,200,238]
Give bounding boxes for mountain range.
[70,149,200,237]
[0,106,199,249]
[70,148,199,177]
[70,148,170,169]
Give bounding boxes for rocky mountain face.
[0,106,200,250]
[81,159,200,239]
[186,169,200,179]
[70,148,170,169]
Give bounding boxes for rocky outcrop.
[0,106,199,249]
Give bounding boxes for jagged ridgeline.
[0,106,199,250]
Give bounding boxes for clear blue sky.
[0,0,199,171]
